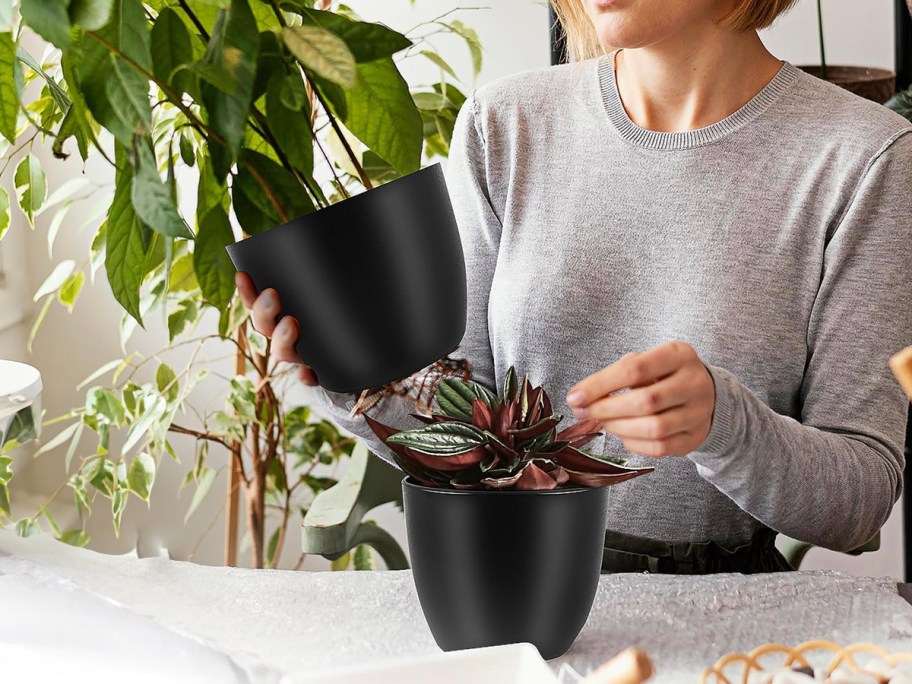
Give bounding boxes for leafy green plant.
[364,366,655,491]
[0,0,484,568]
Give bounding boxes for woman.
[236,0,912,574]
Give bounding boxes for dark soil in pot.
[401,477,610,660]
[798,65,896,104]
[226,162,466,393]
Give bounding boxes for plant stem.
[817,0,827,81]
[265,0,373,191]
[169,423,234,451]
[177,0,211,41]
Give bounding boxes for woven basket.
[700,640,912,683]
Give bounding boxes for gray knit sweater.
[311,50,912,552]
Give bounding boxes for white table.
[3,529,912,683]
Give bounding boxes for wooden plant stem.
[225,320,248,567]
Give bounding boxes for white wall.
[4,0,906,577]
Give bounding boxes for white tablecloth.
[3,528,912,682]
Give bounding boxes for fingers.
[235,271,258,309]
[272,315,305,364]
[576,364,702,421]
[597,402,703,441]
[250,288,282,337]
[298,365,319,386]
[621,431,699,458]
[235,272,319,386]
[567,341,696,408]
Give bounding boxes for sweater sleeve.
[688,130,912,553]
[307,90,502,465]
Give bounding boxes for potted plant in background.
[0,0,485,569]
[364,365,654,660]
[798,0,895,103]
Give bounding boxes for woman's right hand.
[235,271,321,387]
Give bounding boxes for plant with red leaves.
[363,365,654,491]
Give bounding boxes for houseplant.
[364,365,654,659]
[798,0,894,103]
[0,0,484,568]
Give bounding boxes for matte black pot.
[402,478,610,660]
[225,163,466,393]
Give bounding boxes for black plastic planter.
[226,163,467,393]
[402,478,610,660]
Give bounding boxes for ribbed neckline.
[597,49,799,150]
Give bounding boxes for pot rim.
[402,475,603,496]
[227,161,443,252]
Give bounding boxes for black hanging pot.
[402,477,610,660]
[226,163,466,393]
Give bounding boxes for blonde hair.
[548,0,799,63]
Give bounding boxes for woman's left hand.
[565,341,716,457]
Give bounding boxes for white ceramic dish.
[285,642,558,684]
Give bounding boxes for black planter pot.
[226,163,467,393]
[402,478,610,660]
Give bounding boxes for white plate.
[285,642,558,684]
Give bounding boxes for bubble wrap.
[2,530,911,683]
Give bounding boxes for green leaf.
[0,483,10,518]
[420,50,458,80]
[0,186,9,241]
[282,25,355,89]
[69,0,115,30]
[266,525,281,567]
[886,87,912,123]
[15,517,39,537]
[121,393,166,453]
[179,133,195,167]
[0,454,11,482]
[20,0,72,49]
[185,466,217,522]
[233,149,313,233]
[112,486,126,535]
[295,9,411,63]
[387,422,488,455]
[331,551,351,571]
[58,271,85,312]
[445,20,483,78]
[201,0,260,180]
[179,61,239,93]
[343,57,422,176]
[131,141,192,238]
[18,47,70,114]
[105,161,147,325]
[73,0,151,145]
[193,205,235,310]
[34,421,80,458]
[435,378,475,421]
[503,365,518,402]
[86,387,127,425]
[58,529,90,546]
[168,300,198,340]
[155,363,179,402]
[127,452,155,500]
[14,153,47,225]
[353,543,375,570]
[34,260,75,301]
[265,74,313,175]
[150,7,193,94]
[0,32,18,144]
